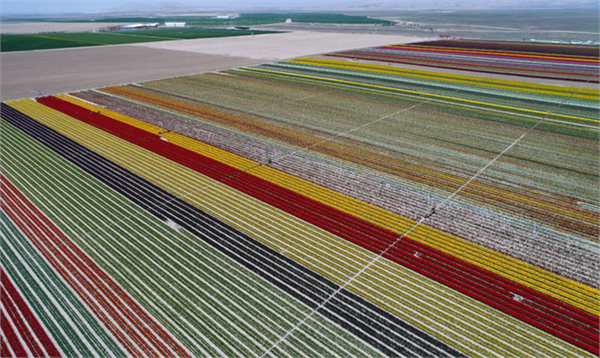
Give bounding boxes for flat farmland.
[1,38,598,357]
[0,21,123,34]
[0,31,425,100]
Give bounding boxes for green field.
[394,9,600,33]
[1,12,389,26]
[0,28,280,52]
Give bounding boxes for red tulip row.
[1,269,61,358]
[39,94,600,355]
[0,175,191,358]
[71,89,598,290]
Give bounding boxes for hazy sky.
[1,0,597,15]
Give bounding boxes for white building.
[165,22,186,28]
[120,23,159,30]
[215,14,239,19]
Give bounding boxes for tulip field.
[1,40,599,357]
[328,39,600,82]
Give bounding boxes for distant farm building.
[165,22,186,28]
[438,34,452,39]
[215,14,239,19]
[120,23,159,30]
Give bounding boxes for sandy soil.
[131,31,427,61]
[0,45,263,100]
[0,22,124,34]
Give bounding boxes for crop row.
[256,60,600,118]
[23,95,600,358]
[2,174,191,357]
[56,93,599,315]
[8,98,593,357]
[43,94,600,350]
[0,266,62,358]
[70,88,599,289]
[288,57,599,101]
[3,103,459,357]
[328,42,600,83]
[1,211,128,358]
[235,66,599,135]
[95,73,599,242]
[224,67,600,139]
[412,39,600,58]
[1,112,395,357]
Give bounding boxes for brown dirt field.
[1,31,425,100]
[0,22,124,34]
[132,31,427,60]
[0,45,263,100]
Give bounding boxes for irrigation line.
[259,69,599,356]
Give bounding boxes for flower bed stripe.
[8,99,593,357]
[36,95,599,354]
[1,270,62,358]
[415,40,600,57]
[1,175,192,358]
[241,67,599,124]
[64,88,600,306]
[1,213,127,357]
[286,57,600,101]
[0,117,394,358]
[327,44,600,83]
[56,93,599,310]
[0,335,13,358]
[1,103,462,358]
[381,45,599,63]
[69,88,598,294]
[0,310,27,358]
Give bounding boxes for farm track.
[5,96,600,356]
[2,104,466,357]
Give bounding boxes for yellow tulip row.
[10,97,592,358]
[287,57,599,101]
[59,94,599,315]
[384,44,600,63]
[243,67,599,127]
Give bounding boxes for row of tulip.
[2,106,388,357]
[67,85,599,291]
[3,101,438,357]
[38,95,600,355]
[10,97,595,357]
[410,39,600,58]
[93,71,599,243]
[327,40,599,83]
[277,58,599,116]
